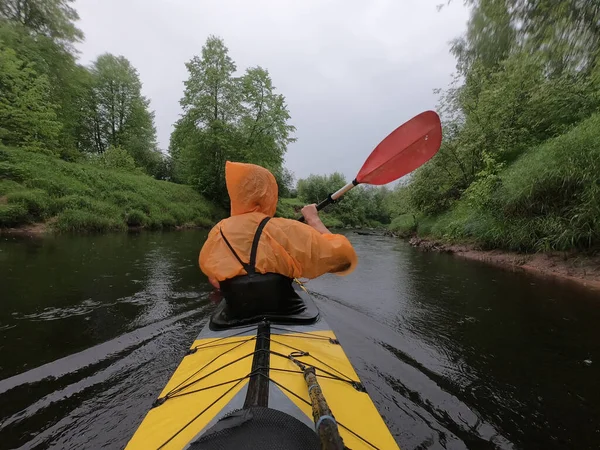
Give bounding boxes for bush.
[89,146,141,174]
[6,189,51,220]
[0,162,27,181]
[147,212,177,230]
[55,209,126,233]
[0,203,28,226]
[25,177,72,197]
[126,209,148,227]
[54,194,94,212]
[0,179,23,196]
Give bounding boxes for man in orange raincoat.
[199,161,357,297]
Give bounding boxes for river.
[0,231,599,449]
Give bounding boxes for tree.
[297,173,346,204]
[512,0,600,75]
[239,67,296,171]
[170,36,295,204]
[0,0,83,48]
[181,35,239,127]
[0,19,88,157]
[0,46,61,149]
[274,166,295,197]
[90,145,139,173]
[82,54,159,174]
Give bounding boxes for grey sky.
[74,0,469,182]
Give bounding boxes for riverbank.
[408,236,600,291]
[0,146,223,234]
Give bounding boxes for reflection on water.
[0,231,599,449]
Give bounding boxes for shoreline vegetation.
[2,147,598,292]
[0,147,222,234]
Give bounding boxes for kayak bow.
[125,283,400,450]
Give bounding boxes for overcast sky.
[74,0,469,182]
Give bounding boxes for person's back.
[199,162,357,301]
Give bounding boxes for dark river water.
[1,230,599,450]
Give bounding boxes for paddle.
[298,110,442,222]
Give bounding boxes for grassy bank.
[0,147,222,233]
[390,113,600,253]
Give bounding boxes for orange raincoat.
[199,161,357,285]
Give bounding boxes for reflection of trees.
[401,248,600,449]
[130,246,176,328]
[0,230,211,379]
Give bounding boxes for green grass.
[402,113,600,252]
[0,146,223,232]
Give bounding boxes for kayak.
[125,281,400,450]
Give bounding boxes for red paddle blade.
[356,110,442,185]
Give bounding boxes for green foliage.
[297,173,346,204]
[409,114,600,251]
[0,46,62,150]
[6,189,51,220]
[394,0,600,252]
[55,209,126,233]
[275,197,304,219]
[0,6,161,175]
[0,0,83,47]
[81,53,160,174]
[274,167,295,198]
[125,209,148,227]
[0,14,89,156]
[320,214,344,229]
[388,214,418,237]
[0,146,222,231]
[0,203,28,226]
[296,173,391,227]
[170,36,296,204]
[88,146,140,174]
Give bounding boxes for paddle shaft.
[297,179,358,223]
[304,367,345,450]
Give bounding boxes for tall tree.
[83,54,159,173]
[240,67,296,171]
[170,36,295,203]
[451,0,516,76]
[0,0,83,47]
[0,1,87,157]
[513,0,600,74]
[0,46,61,149]
[181,35,239,127]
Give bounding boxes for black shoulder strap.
[248,216,271,274]
[219,228,252,273]
[220,216,271,275]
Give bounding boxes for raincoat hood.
[225,161,278,217]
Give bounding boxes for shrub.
[6,189,51,220]
[126,209,148,227]
[0,203,29,227]
[55,209,126,233]
[0,162,27,181]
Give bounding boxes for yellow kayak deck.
[126,297,400,449]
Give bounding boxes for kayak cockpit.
[209,280,319,330]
